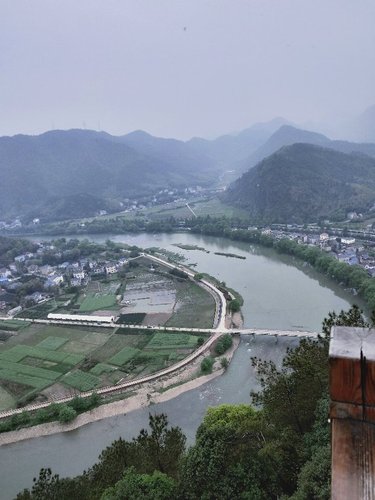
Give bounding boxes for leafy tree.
[215,334,233,355]
[228,298,241,313]
[201,356,214,374]
[101,467,176,500]
[16,468,87,500]
[131,413,186,479]
[179,404,280,499]
[220,357,229,370]
[58,405,77,423]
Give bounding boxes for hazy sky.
[1,0,374,139]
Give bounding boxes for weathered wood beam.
[330,327,375,500]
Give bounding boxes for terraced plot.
[79,293,117,312]
[109,347,141,366]
[62,370,100,391]
[90,363,115,375]
[146,332,199,350]
[0,323,207,410]
[78,282,120,312]
[0,320,29,331]
[37,336,68,350]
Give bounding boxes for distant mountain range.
[2,114,375,223]
[223,143,375,223]
[237,125,375,172]
[0,129,216,220]
[0,119,290,220]
[187,117,292,169]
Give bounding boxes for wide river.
[0,232,365,498]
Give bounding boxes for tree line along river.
[0,232,365,499]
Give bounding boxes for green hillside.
[223,143,375,223]
[0,129,215,219]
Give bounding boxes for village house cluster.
[0,242,129,316]
[260,226,375,277]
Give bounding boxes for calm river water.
[0,232,364,498]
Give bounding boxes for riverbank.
[0,335,240,446]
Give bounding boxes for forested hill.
[223,143,375,223]
[0,129,215,218]
[238,125,375,172]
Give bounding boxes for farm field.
[17,294,77,319]
[166,280,215,329]
[83,196,249,223]
[78,281,120,312]
[13,260,215,331]
[0,323,208,410]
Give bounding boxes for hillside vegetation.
[2,123,375,224]
[236,124,375,173]
[223,143,375,223]
[0,129,215,219]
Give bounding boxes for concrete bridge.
[6,317,318,339]
[238,328,318,338]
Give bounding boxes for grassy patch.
[166,280,215,329]
[0,360,60,381]
[81,332,109,345]
[17,301,57,319]
[146,332,198,350]
[0,345,84,365]
[37,336,68,350]
[109,347,141,366]
[90,363,116,375]
[62,370,100,391]
[79,293,117,312]
[61,340,96,355]
[0,385,16,410]
[93,334,145,361]
[0,369,51,389]
[21,356,58,369]
[172,243,210,253]
[0,331,13,342]
[0,320,29,331]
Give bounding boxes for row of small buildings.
[0,243,129,314]
[260,228,375,277]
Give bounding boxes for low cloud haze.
[1,0,374,139]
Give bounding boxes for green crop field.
[0,275,208,410]
[17,301,57,319]
[0,369,51,389]
[37,336,68,350]
[62,370,100,391]
[146,332,198,349]
[0,320,29,331]
[166,280,215,329]
[79,292,117,312]
[0,386,15,411]
[90,363,116,375]
[0,360,60,381]
[109,347,141,366]
[0,345,84,365]
[61,340,97,355]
